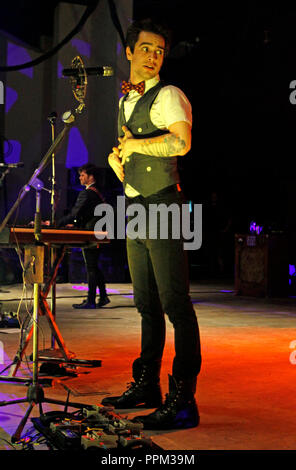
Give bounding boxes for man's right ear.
[126,46,132,61]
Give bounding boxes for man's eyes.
[141,47,163,55]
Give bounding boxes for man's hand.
[118,125,134,165]
[108,146,125,182]
[118,122,191,160]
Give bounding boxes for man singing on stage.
[102,18,202,430]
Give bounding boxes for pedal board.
[31,405,162,453]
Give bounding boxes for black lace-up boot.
[101,362,162,409]
[133,374,199,429]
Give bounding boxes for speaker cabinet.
[235,234,289,297]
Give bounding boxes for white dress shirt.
[120,76,192,197]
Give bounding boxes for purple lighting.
[289,265,296,276]
[57,61,64,79]
[71,285,117,294]
[249,221,263,235]
[5,86,18,113]
[117,41,122,56]
[66,127,88,168]
[4,140,21,164]
[7,43,33,78]
[289,264,296,286]
[71,39,91,58]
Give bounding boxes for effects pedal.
[31,404,161,452]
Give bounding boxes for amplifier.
[235,233,289,297]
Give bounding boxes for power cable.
[107,0,126,49]
[0,1,100,72]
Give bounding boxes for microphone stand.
[48,112,57,228]
[0,111,86,443]
[48,112,57,351]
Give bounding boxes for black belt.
[126,184,182,203]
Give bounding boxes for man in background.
[57,164,110,309]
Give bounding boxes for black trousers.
[82,247,107,303]
[126,186,202,381]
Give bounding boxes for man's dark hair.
[79,163,99,183]
[126,18,171,56]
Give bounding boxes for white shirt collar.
[143,76,160,94]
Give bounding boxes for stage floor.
[0,281,295,452]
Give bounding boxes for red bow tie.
[121,80,145,96]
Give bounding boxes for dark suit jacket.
[57,185,104,230]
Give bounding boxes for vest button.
[146,166,152,172]
[138,127,143,133]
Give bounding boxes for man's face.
[126,31,165,84]
[79,170,93,186]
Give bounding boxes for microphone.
[48,111,57,124]
[0,162,24,168]
[62,66,114,78]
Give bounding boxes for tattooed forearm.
[138,133,187,157]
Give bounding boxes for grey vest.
[118,82,180,197]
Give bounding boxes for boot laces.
[123,381,137,396]
[159,387,182,415]
[123,370,147,396]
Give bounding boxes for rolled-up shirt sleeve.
[153,85,192,129]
